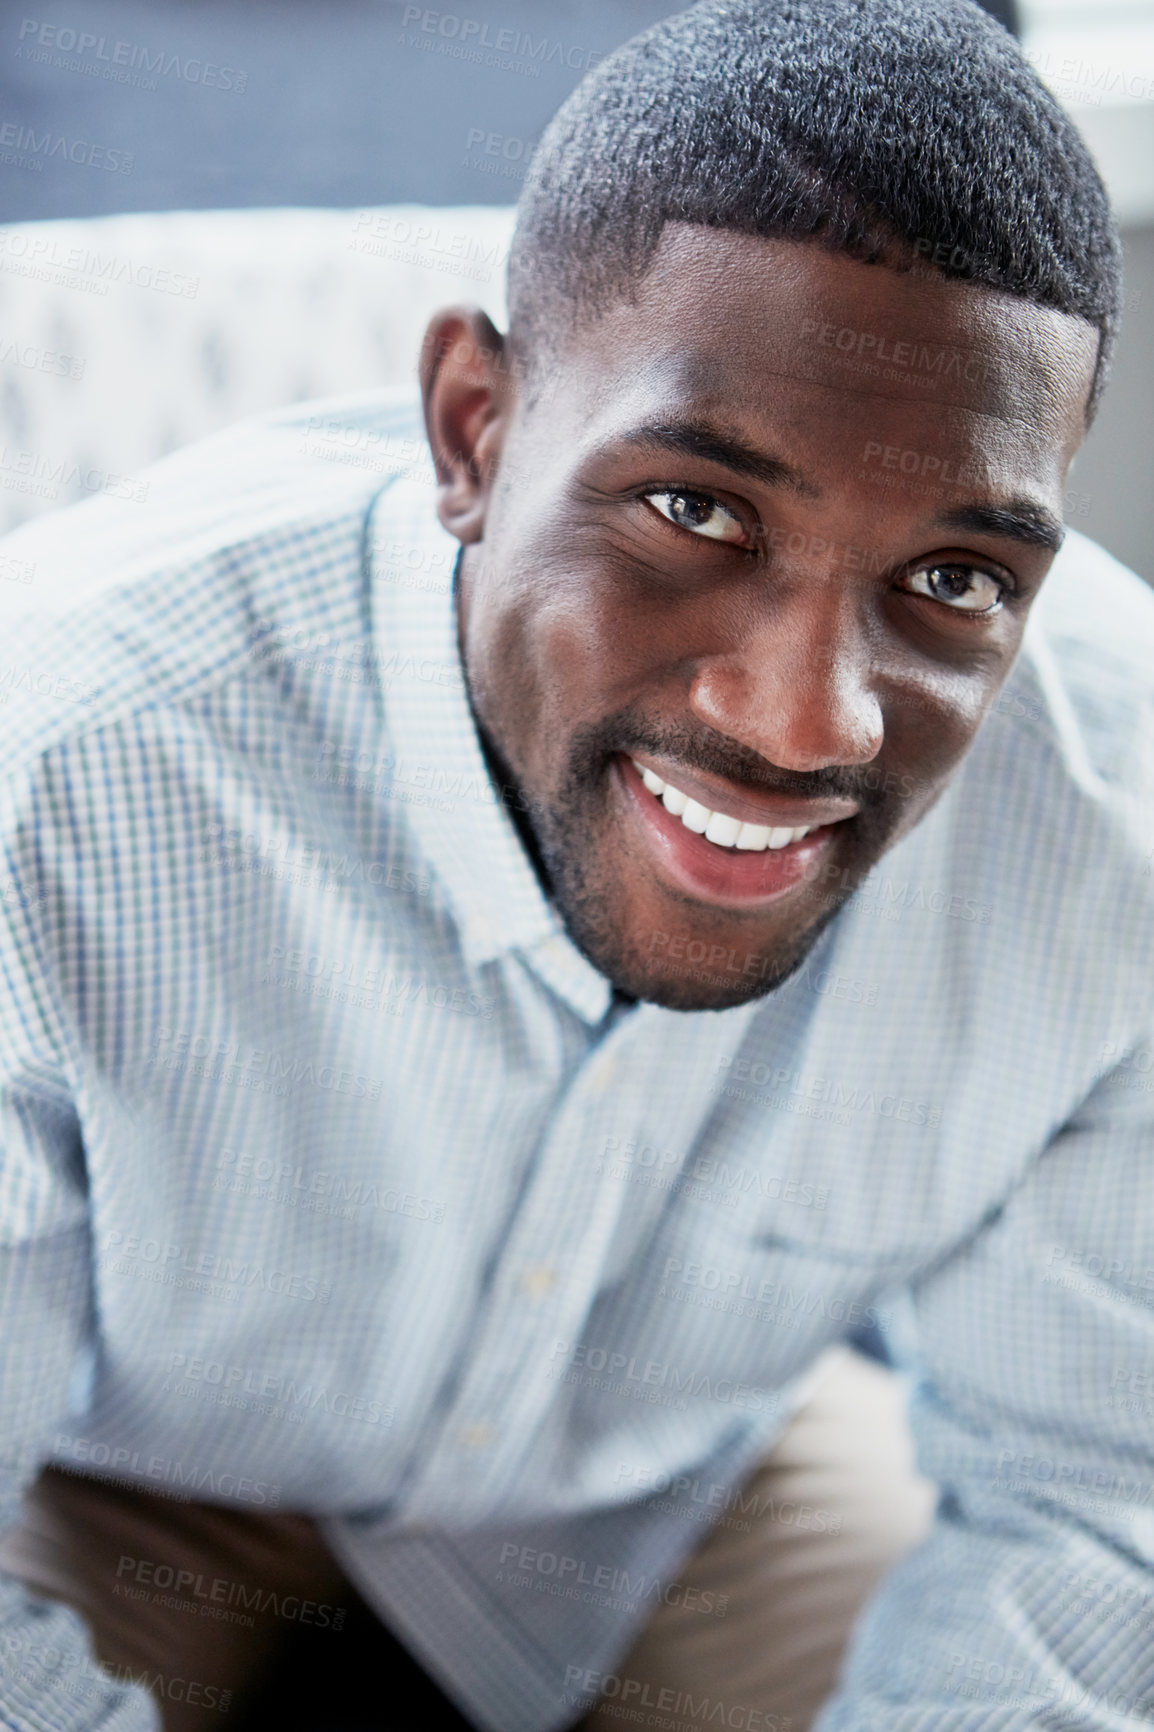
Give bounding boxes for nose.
[687,586,884,774]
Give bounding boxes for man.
[1,0,1151,1728]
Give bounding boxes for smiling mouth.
[630,759,818,852]
[616,754,849,909]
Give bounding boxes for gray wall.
[1,0,1149,581]
[1068,226,1154,584]
[0,1,676,217]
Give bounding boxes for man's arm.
[0,901,159,1729]
[818,1047,1154,1730]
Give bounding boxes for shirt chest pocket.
[669,1149,945,1277]
[620,1203,901,1405]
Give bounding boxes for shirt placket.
[394,998,759,1523]
[393,1023,635,1520]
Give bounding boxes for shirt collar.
[367,474,614,1025]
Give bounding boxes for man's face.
[425,228,1097,1010]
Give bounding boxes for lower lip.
[616,756,840,907]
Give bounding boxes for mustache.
[567,706,887,810]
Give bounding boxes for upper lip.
[625,753,861,830]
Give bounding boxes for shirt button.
[460,1423,495,1449]
[589,1053,617,1095]
[520,1266,557,1299]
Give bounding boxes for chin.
[631,966,780,1013]
[557,886,850,1014]
[626,942,816,1012]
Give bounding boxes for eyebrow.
[616,420,814,494]
[617,421,1066,555]
[934,502,1065,555]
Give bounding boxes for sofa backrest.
[0,204,516,535]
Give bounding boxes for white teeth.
[704,811,742,846]
[736,822,771,850]
[631,758,818,853]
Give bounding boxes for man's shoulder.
[1023,527,1154,715]
[0,388,429,778]
[948,529,1154,988]
[1001,530,1154,800]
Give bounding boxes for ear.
[419,307,514,546]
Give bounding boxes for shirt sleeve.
[0,884,159,1729]
[817,1049,1154,1731]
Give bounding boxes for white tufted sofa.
[0,205,516,536]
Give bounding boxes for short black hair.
[508,0,1120,420]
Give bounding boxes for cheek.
[881,675,992,801]
[535,610,643,749]
[483,557,654,721]
[463,553,629,783]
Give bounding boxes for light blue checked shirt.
[1,389,1153,1732]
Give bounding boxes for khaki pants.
[0,1348,935,1731]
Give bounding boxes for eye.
[901,562,1007,615]
[645,490,750,546]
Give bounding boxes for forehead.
[555,226,1097,474]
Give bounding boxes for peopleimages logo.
[114,1554,345,1630]
[214,1145,446,1224]
[0,336,84,379]
[399,6,603,73]
[100,1228,332,1304]
[714,1055,942,1127]
[148,1024,384,1099]
[166,1352,390,1425]
[0,229,200,298]
[16,19,248,91]
[51,1433,280,1506]
[0,121,133,173]
[0,446,148,505]
[496,1543,729,1617]
[562,1666,789,1731]
[551,1338,778,1415]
